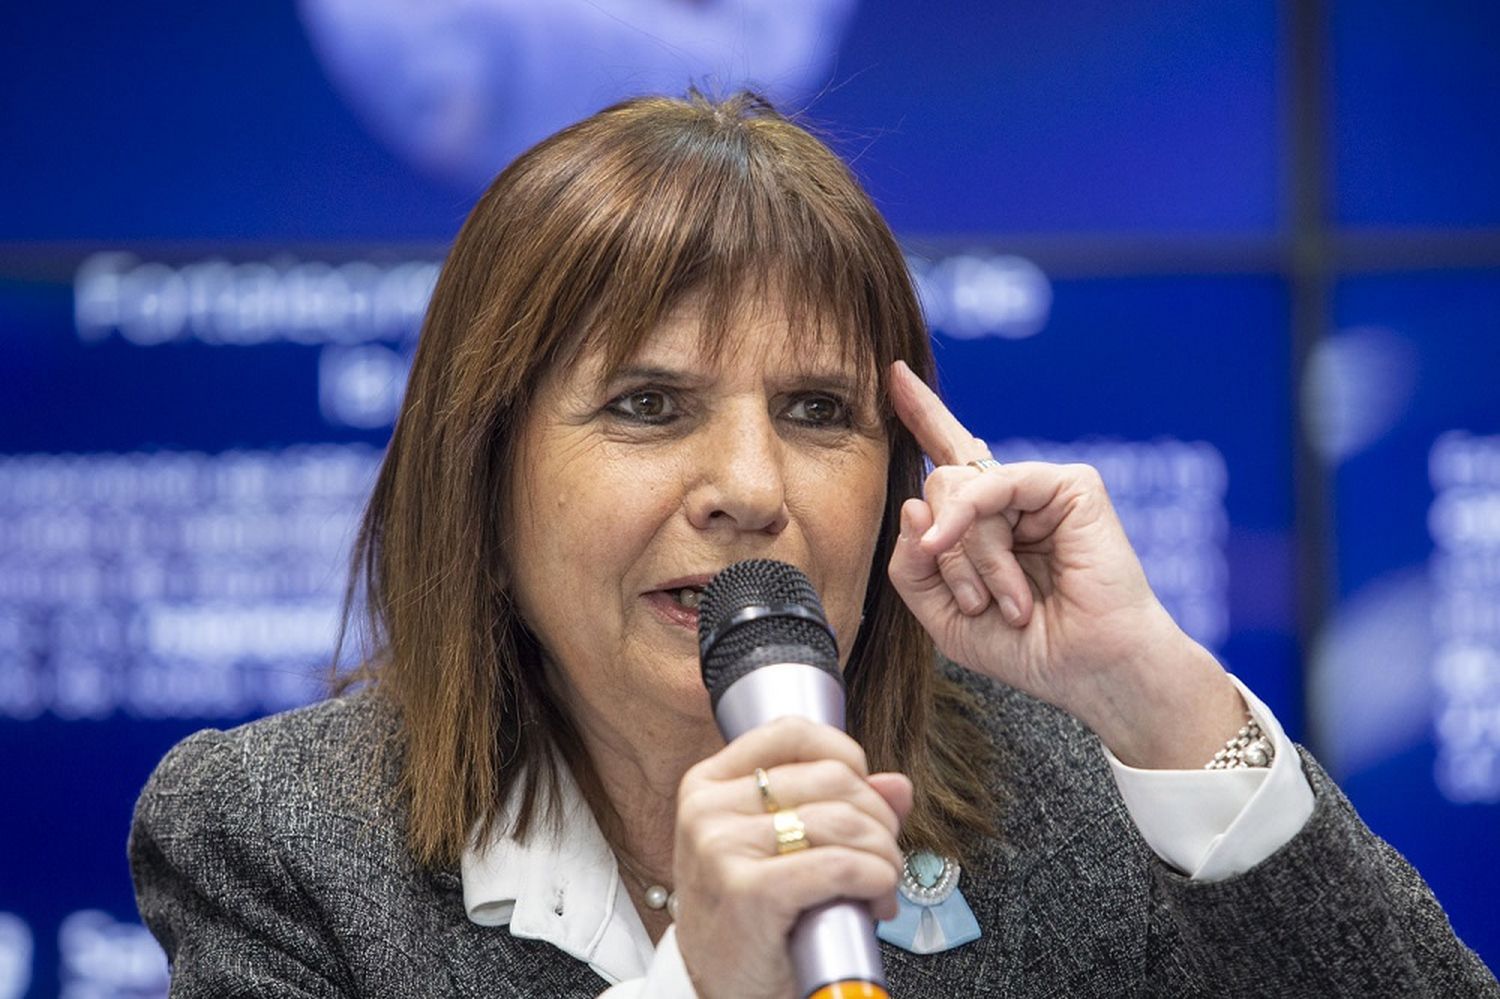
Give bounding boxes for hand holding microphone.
[672,560,910,999]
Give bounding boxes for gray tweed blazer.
[129,671,1499,998]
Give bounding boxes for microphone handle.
[714,663,889,999]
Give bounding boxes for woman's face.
[507,293,890,745]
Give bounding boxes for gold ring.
[754,767,779,813]
[967,458,1002,471]
[773,808,809,854]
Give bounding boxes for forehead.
[584,288,876,385]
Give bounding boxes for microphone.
[698,559,889,999]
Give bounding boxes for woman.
[130,92,1498,997]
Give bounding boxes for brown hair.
[338,90,996,867]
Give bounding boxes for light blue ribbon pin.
[876,851,981,955]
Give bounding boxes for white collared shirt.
[460,674,1315,997]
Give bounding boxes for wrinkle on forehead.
[580,279,879,401]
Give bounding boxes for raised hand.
[885,361,1245,769]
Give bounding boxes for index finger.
[890,360,991,467]
[692,715,869,783]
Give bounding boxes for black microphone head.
[698,559,841,710]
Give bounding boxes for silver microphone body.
[713,661,888,998]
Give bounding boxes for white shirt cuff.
[598,924,698,998]
[1103,674,1316,882]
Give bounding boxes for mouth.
[644,577,711,630]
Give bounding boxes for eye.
[607,389,677,424]
[784,394,849,427]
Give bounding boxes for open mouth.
[645,581,708,630]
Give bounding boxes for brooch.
[876,851,982,955]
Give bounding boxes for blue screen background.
[2,1,1496,993]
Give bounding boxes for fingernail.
[955,582,983,612]
[920,525,938,545]
[999,597,1022,624]
[899,505,915,542]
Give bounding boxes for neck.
[588,717,719,874]
[555,683,724,884]
[567,710,717,946]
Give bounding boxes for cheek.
[807,453,889,635]
[845,446,891,553]
[509,462,677,670]
[527,442,687,587]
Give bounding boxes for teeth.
[677,588,701,609]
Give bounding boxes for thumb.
[867,772,914,825]
[888,498,958,629]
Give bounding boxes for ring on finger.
[773,808,809,854]
[966,458,1002,472]
[754,767,779,813]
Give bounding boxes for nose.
[685,407,790,535]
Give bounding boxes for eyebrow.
[600,364,869,398]
[604,365,695,383]
[786,371,867,398]
[596,365,704,393]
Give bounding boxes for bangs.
[508,93,919,413]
